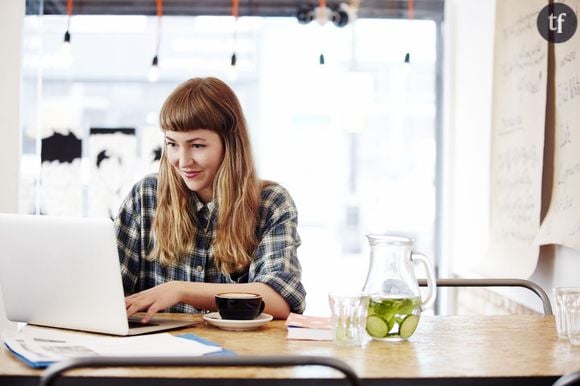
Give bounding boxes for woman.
[115,77,306,322]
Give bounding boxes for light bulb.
[148,65,159,82]
[56,30,73,69]
[227,63,239,82]
[60,42,72,55]
[60,40,72,57]
[148,55,159,83]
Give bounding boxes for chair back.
[40,355,362,386]
[554,370,580,386]
[417,278,553,315]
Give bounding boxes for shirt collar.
[190,192,217,217]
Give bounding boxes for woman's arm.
[126,281,290,323]
[247,183,306,314]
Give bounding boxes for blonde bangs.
[159,80,229,133]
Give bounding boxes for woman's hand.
[125,281,291,322]
[125,281,185,323]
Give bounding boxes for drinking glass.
[328,292,369,346]
[553,287,580,339]
[563,292,580,346]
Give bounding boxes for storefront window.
[21,13,438,314]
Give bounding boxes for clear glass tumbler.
[563,292,580,346]
[328,292,369,347]
[553,287,580,339]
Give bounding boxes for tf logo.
[537,2,578,43]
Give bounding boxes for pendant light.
[230,0,239,67]
[404,0,414,64]
[316,0,328,65]
[63,0,73,46]
[148,0,163,82]
[58,0,73,67]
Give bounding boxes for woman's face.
[164,129,224,203]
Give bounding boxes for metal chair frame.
[40,355,362,386]
[417,278,553,315]
[554,370,580,386]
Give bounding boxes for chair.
[553,370,580,386]
[417,278,553,315]
[40,355,362,386]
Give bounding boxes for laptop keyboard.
[128,320,161,329]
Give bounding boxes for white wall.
[444,0,580,312]
[0,0,24,333]
[443,0,494,280]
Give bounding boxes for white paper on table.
[3,324,222,364]
[285,313,333,341]
[87,333,221,356]
[286,327,332,341]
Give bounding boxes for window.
[21,13,440,315]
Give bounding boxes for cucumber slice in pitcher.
[366,315,389,338]
[399,314,419,339]
[398,298,415,314]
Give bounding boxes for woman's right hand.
[125,281,186,323]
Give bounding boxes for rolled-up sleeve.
[249,184,306,314]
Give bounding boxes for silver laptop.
[0,213,197,336]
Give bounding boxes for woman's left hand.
[125,281,185,323]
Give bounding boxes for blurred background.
[18,0,441,315]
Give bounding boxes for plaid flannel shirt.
[114,174,306,314]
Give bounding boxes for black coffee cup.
[215,292,265,320]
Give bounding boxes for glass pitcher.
[362,234,437,341]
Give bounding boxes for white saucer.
[203,312,273,331]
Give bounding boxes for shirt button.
[196,265,203,272]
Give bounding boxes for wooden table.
[1,315,579,386]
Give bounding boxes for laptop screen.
[0,214,131,335]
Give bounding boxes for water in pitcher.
[362,235,436,341]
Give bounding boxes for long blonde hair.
[149,77,262,274]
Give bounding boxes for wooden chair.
[553,370,580,386]
[40,355,362,386]
[417,278,553,315]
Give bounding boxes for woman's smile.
[182,170,201,179]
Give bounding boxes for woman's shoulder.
[126,173,158,200]
[133,173,158,190]
[259,181,296,212]
[261,181,290,198]
[118,174,158,217]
